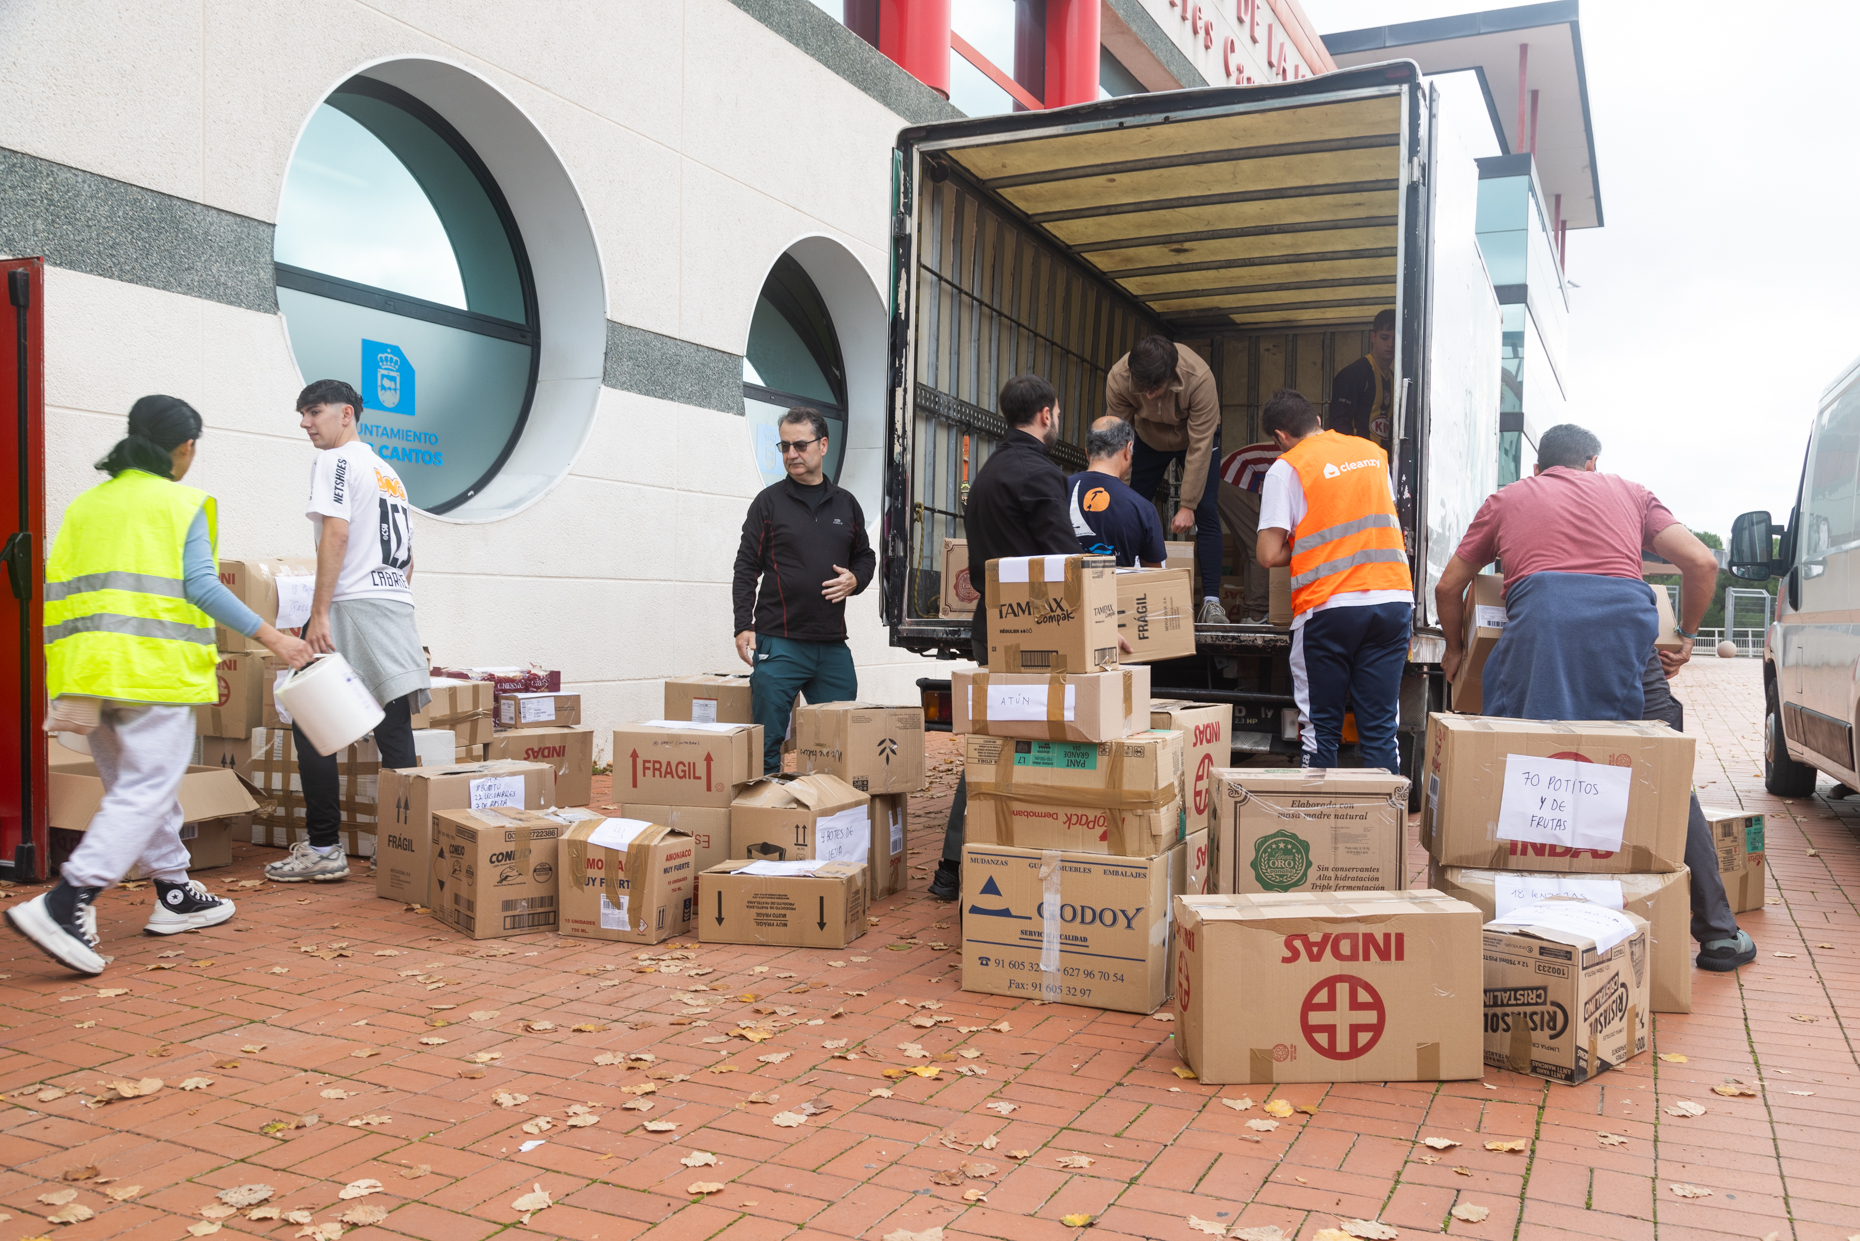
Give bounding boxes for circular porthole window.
[743,254,849,486]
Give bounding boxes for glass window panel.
[745,295,837,404]
[746,395,846,488]
[951,0,1018,70]
[1807,388,1860,553]
[949,51,1018,117]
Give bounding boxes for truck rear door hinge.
[1409,156,1426,186]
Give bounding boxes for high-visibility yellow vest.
[44,469,219,704]
[1283,430,1411,615]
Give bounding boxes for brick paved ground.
[2,656,1855,1241]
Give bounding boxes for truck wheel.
[1765,682,1818,797]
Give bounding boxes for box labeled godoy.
[430,806,560,939]
[1172,890,1484,1084]
[986,553,1119,672]
[790,702,926,794]
[1151,700,1228,835]
[1116,567,1196,663]
[699,860,867,948]
[663,674,753,724]
[376,760,556,907]
[964,731,1183,855]
[1482,898,1651,1084]
[729,774,870,865]
[961,842,1182,1014]
[1700,806,1766,913]
[559,817,695,944]
[1421,714,1692,873]
[1218,769,1409,894]
[612,721,762,808]
[488,727,593,808]
[953,667,1150,744]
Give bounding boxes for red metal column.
[882,0,951,99]
[1,258,47,883]
[1043,0,1101,109]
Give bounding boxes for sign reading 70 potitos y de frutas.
[1495,755,1631,854]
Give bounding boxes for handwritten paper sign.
[468,775,524,809]
[1489,898,1637,953]
[814,806,870,866]
[972,683,1077,722]
[1496,755,1631,852]
[1493,876,1625,917]
[275,574,316,630]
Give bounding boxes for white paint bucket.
[275,654,385,756]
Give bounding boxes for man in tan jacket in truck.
[1107,336,1226,624]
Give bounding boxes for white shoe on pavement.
[145,879,236,934]
[6,883,106,975]
[264,841,350,883]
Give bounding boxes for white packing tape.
[1038,849,1062,997]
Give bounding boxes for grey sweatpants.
[1640,656,1739,942]
[62,702,196,890]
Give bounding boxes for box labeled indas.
[952,667,1150,744]
[430,807,561,940]
[1217,769,1409,894]
[1482,898,1651,1084]
[612,721,763,808]
[1172,890,1484,1084]
[488,727,594,808]
[986,553,1119,673]
[559,817,695,944]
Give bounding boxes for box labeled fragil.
[986,553,1119,673]
[497,692,580,730]
[488,726,594,808]
[1116,567,1196,663]
[953,667,1150,744]
[1700,805,1766,913]
[196,652,264,738]
[430,806,560,939]
[376,760,557,907]
[1151,700,1229,835]
[559,817,696,944]
[1173,890,1485,1084]
[729,774,871,865]
[790,701,926,794]
[870,793,908,900]
[941,538,978,617]
[195,734,255,775]
[612,721,762,808]
[212,557,317,652]
[1482,898,1651,1084]
[413,678,495,747]
[620,803,730,877]
[698,860,867,949]
[1451,573,1505,713]
[960,842,1181,1014]
[1421,714,1692,873]
[1217,768,1409,894]
[664,673,754,725]
[963,731,1184,855]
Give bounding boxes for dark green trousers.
[749,635,858,775]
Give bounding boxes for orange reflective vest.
[1282,430,1411,615]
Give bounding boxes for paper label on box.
[996,554,1069,584]
[1746,815,1765,852]
[1013,740,1098,771]
[971,683,1077,722]
[815,805,871,866]
[691,698,718,724]
[520,696,556,723]
[599,891,630,929]
[642,719,742,733]
[1491,898,1637,954]
[270,669,294,725]
[1495,755,1631,852]
[588,818,654,851]
[735,859,827,877]
[1493,876,1625,917]
[499,700,514,725]
[889,806,904,855]
[1474,604,1507,630]
[469,775,524,809]
[275,574,316,630]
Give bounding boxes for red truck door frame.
[3,258,47,882]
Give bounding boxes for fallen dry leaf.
[346,1114,391,1127]
[339,1178,383,1199]
[1054,1154,1094,1168]
[1449,1203,1488,1223]
[681,1151,719,1168]
[340,1203,388,1226]
[401,1164,430,1179]
[930,1169,963,1187]
[105,1185,143,1202]
[1666,1101,1706,1117]
[492,1091,529,1108]
[643,1120,678,1132]
[1657,1053,1687,1063]
[1340,1222,1398,1240]
[986,1100,1017,1115]
[1712,1082,1760,1098]
[1246,1119,1279,1132]
[1187,1218,1228,1235]
[1789,1014,1818,1024]
[39,1188,79,1206]
[959,1161,998,1178]
[187,1222,221,1237]
[771,1111,806,1127]
[217,1185,274,1207]
[882,1229,943,1241]
[1232,1229,1285,1241]
[350,1048,378,1059]
[1263,1099,1294,1117]
[1484,1139,1529,1153]
[320,1088,354,1100]
[1171,1066,1198,1080]
[1060,1213,1094,1227]
[60,1166,98,1182]
[241,1043,267,1053]
[1669,1183,1711,1198]
[47,1203,96,1224]
[512,1184,552,1214]
[564,1113,600,1128]
[687,1181,725,1195]
[521,1117,554,1135]
[1220,1096,1255,1113]
[1598,1133,1629,1148]
[1421,1137,1461,1150]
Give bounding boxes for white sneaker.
[1196,597,1229,625]
[145,879,237,934]
[6,886,106,975]
[264,841,350,883]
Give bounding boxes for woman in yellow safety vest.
[6,396,310,976]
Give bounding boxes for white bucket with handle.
[275,654,384,756]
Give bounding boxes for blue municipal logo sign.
[363,339,416,416]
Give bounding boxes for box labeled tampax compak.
[985,553,1119,673]
[1482,899,1651,1084]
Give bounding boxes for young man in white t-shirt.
[265,380,430,883]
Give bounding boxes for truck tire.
[1765,681,1818,797]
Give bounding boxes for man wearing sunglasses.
[732,408,876,775]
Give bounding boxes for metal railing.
[1695,627,1764,656]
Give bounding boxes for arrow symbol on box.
[817,895,826,931]
[704,751,713,791]
[630,749,639,788]
[715,889,725,926]
[878,737,897,765]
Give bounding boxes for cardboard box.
[1651,584,1683,653]
[1173,890,1485,1083]
[433,666,561,695]
[259,656,292,730]
[414,678,495,747]
[791,701,927,794]
[729,774,871,865]
[1482,900,1651,1083]
[961,841,1182,1014]
[1451,573,1505,714]
[213,557,317,652]
[985,553,1120,673]
[941,538,978,618]
[664,673,754,725]
[870,793,908,901]
[1178,828,1212,895]
[431,806,561,939]
[376,760,557,907]
[248,728,383,857]
[612,721,762,808]
[49,814,247,877]
[488,727,594,808]
[953,667,1150,744]
[1420,713,1692,874]
[1268,567,1291,627]
[497,692,581,730]
[1217,768,1410,894]
[1164,540,1196,579]
[963,730,1185,855]
[1116,567,1196,662]
[559,817,696,944]
[698,860,867,948]
[1700,806,1767,913]
[196,652,264,738]
[455,744,489,763]
[1151,700,1229,835]
[48,763,259,875]
[620,803,731,877]
[1435,865,1692,1014]
[195,734,255,774]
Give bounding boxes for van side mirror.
[1729,510,1780,580]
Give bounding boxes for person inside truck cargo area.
[1433,422,1756,972]
[732,407,876,777]
[1217,439,1281,623]
[1253,388,1412,771]
[265,380,431,884]
[1067,415,1168,567]
[1106,336,1227,624]
[8,397,313,975]
[1328,309,1396,449]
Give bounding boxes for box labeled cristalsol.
[1420,714,1692,873]
[729,774,871,865]
[963,731,1184,855]
[376,760,557,907]
[1482,898,1651,1084]
[559,817,696,944]
[1115,567,1196,663]
[870,793,908,900]
[430,806,561,940]
[1451,573,1505,714]
[664,673,754,725]
[497,692,581,730]
[698,860,867,948]
[488,727,594,808]
[986,553,1119,673]
[960,841,1182,1014]
[953,667,1150,744]
[790,701,926,794]
[212,557,317,652]
[1700,805,1766,913]
[1217,768,1409,894]
[196,652,264,738]
[1150,700,1229,835]
[612,721,763,808]
[413,678,495,747]
[1173,890,1485,1084]
[941,538,978,618]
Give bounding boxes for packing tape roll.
[1038,849,1062,994]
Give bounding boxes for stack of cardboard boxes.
[194,557,315,779]
[614,715,763,880]
[484,690,593,808]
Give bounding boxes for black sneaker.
[1696,930,1756,972]
[6,881,106,974]
[145,879,237,935]
[928,859,960,902]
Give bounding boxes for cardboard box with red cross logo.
[1171,889,1485,1084]
[1150,700,1228,835]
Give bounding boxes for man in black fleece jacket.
[732,408,876,775]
